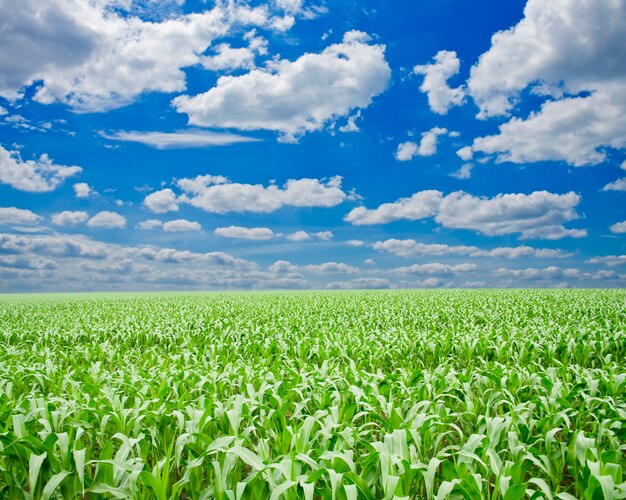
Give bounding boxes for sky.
[0,0,625,292]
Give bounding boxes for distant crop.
[0,290,625,498]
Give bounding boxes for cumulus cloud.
[450,163,473,179]
[586,255,626,267]
[602,161,626,191]
[346,189,585,240]
[200,30,268,71]
[314,231,333,241]
[395,127,448,161]
[467,0,626,166]
[494,266,581,280]
[603,177,626,192]
[0,232,110,259]
[0,0,296,110]
[215,226,274,240]
[174,174,348,214]
[346,239,365,247]
[373,239,571,259]
[0,255,58,271]
[393,263,478,275]
[101,130,259,149]
[51,211,89,226]
[0,145,82,192]
[87,211,127,229]
[143,188,179,214]
[268,260,358,274]
[268,260,299,273]
[173,31,390,141]
[435,191,586,240]
[302,262,359,274]
[0,207,43,226]
[345,190,442,225]
[162,219,202,232]
[609,220,626,234]
[287,230,311,242]
[286,230,332,241]
[73,182,95,198]
[136,219,163,230]
[413,50,465,114]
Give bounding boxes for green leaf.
[41,470,70,500]
[29,452,47,497]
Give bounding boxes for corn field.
[0,290,625,499]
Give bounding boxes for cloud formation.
[0,0,300,110]
[0,145,81,192]
[173,31,390,141]
[144,174,350,214]
[346,190,586,240]
[414,50,465,114]
[467,0,626,166]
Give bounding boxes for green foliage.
[0,290,625,498]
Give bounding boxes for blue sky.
[1,0,625,291]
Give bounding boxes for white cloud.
[200,30,268,71]
[395,127,448,161]
[602,178,626,192]
[0,255,58,271]
[0,232,110,259]
[456,146,473,161]
[609,220,626,234]
[51,211,89,226]
[603,163,626,192]
[373,239,570,259]
[176,174,348,214]
[393,263,478,275]
[494,266,581,280]
[137,219,163,230]
[314,231,333,241]
[73,182,95,198]
[346,239,365,247]
[373,240,475,257]
[413,50,465,114]
[143,188,179,214]
[344,190,443,225]
[173,31,391,141]
[87,211,127,229]
[268,260,299,273]
[102,130,259,149]
[287,230,310,241]
[586,255,626,267]
[467,0,626,166]
[0,207,43,226]
[451,163,473,179]
[285,230,331,241]
[471,91,626,166]
[141,247,257,269]
[215,226,274,240]
[346,189,585,240]
[302,262,359,274]
[162,219,202,232]
[0,0,294,111]
[267,259,358,275]
[338,111,361,133]
[436,191,586,240]
[0,145,81,192]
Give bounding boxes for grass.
[0,289,624,498]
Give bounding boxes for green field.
[0,290,625,499]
